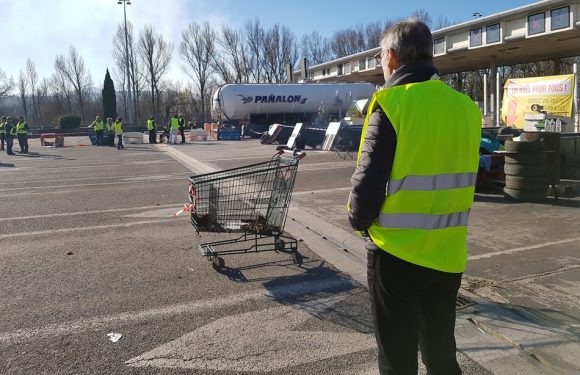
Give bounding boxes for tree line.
[0,11,578,129]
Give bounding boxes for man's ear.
[386,48,398,70]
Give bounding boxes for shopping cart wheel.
[212,256,225,270]
[291,251,302,266]
[275,238,285,252]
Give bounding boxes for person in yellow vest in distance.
[169,114,180,145]
[0,116,6,151]
[348,19,481,375]
[114,117,125,150]
[106,117,115,146]
[178,113,186,143]
[147,116,157,144]
[16,116,30,153]
[90,115,105,146]
[4,117,16,155]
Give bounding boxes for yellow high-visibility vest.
[353,80,481,273]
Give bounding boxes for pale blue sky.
[2,0,534,86]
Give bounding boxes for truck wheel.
[504,164,547,177]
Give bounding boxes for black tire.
[505,175,549,191]
[505,140,545,153]
[504,153,546,165]
[503,187,547,202]
[504,164,548,177]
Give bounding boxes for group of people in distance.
[0,116,29,155]
[89,116,125,149]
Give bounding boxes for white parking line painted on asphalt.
[0,204,182,222]
[0,173,186,186]
[10,160,175,171]
[0,219,176,240]
[0,177,184,192]
[468,236,580,260]
[0,278,355,345]
[126,295,375,372]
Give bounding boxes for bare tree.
[54,46,93,123]
[0,67,14,98]
[17,71,28,119]
[36,78,50,128]
[434,15,454,30]
[330,25,366,58]
[213,25,251,84]
[26,59,39,124]
[244,19,265,82]
[262,24,297,83]
[137,25,173,118]
[113,22,142,122]
[365,22,385,49]
[180,22,216,120]
[301,31,332,65]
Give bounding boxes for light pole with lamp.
[118,0,132,124]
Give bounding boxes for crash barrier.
[502,140,549,202]
[286,123,304,149]
[40,133,65,147]
[217,127,241,140]
[203,123,218,140]
[189,128,208,141]
[123,132,145,144]
[88,133,115,146]
[321,122,341,150]
[260,124,293,145]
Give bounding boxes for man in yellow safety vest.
[348,19,481,374]
[146,116,157,144]
[91,115,105,146]
[0,116,6,151]
[114,117,125,150]
[169,114,180,145]
[16,116,29,153]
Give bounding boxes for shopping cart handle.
[293,150,306,160]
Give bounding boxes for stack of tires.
[503,140,548,202]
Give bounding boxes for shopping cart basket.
[188,150,305,269]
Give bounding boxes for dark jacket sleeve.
[348,107,397,231]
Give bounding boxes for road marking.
[468,236,580,260]
[0,204,182,222]
[0,178,186,192]
[0,219,176,240]
[126,294,375,372]
[0,278,355,346]
[0,173,186,186]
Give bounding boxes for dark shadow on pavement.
[0,162,16,168]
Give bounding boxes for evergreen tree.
[102,69,117,120]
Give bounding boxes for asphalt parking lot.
[0,137,579,374]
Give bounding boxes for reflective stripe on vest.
[356,80,481,273]
[378,210,470,230]
[387,172,477,195]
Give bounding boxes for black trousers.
[17,134,29,153]
[179,127,185,143]
[117,135,124,149]
[149,129,157,144]
[367,243,462,375]
[0,134,5,150]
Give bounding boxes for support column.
[496,74,501,127]
[483,73,488,117]
[574,63,579,133]
[490,56,497,127]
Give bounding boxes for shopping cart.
[188,149,305,269]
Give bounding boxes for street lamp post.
[118,0,132,124]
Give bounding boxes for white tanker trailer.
[212,82,376,136]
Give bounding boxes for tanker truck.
[212,82,376,137]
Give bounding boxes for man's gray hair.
[380,19,433,65]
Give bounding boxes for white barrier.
[123,132,145,144]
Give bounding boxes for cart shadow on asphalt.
[10,151,71,160]
[0,162,16,168]
[215,255,318,283]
